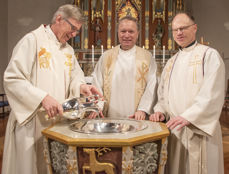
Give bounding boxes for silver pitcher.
[62,95,103,119]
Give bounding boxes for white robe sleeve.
[69,53,86,98]
[91,54,105,109]
[4,33,47,125]
[153,59,170,115]
[137,56,158,114]
[181,49,225,136]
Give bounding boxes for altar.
[42,119,169,174]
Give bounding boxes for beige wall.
[0,0,8,93]
[0,0,72,93]
[192,0,229,83]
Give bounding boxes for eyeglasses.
[64,18,81,34]
[172,23,195,33]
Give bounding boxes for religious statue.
[92,17,103,47]
[153,19,164,49]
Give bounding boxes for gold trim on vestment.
[38,47,51,69]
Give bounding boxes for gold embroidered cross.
[64,53,73,76]
[137,63,149,88]
[189,55,202,84]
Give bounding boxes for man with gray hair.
[2,4,102,174]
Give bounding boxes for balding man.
[150,12,225,174]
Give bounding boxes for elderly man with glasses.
[2,4,102,174]
[150,12,225,174]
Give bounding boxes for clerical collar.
[179,40,196,50]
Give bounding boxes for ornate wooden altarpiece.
[70,0,187,76]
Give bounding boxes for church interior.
[0,0,229,173]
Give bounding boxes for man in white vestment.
[2,4,102,174]
[89,16,157,120]
[150,12,225,174]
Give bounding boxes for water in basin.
[69,119,148,134]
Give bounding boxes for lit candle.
[143,46,145,49]
[112,46,114,49]
[153,45,156,59]
[101,45,103,54]
[92,45,94,68]
[163,45,165,64]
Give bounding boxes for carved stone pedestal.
[42,119,169,174]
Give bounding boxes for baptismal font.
[42,94,169,174]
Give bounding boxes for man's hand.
[87,110,104,119]
[80,84,103,98]
[129,110,146,120]
[166,116,190,131]
[149,112,165,122]
[41,95,63,118]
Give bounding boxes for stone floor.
[0,111,228,174]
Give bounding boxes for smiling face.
[51,15,82,44]
[172,13,197,48]
[118,19,139,50]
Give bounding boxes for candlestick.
[153,45,156,59]
[92,45,94,68]
[101,45,103,54]
[163,45,165,64]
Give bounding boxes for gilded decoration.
[145,11,150,17]
[137,62,149,88]
[145,39,149,49]
[122,146,133,174]
[168,11,173,17]
[84,11,88,16]
[91,0,104,21]
[66,146,78,174]
[84,38,88,49]
[118,0,139,20]
[107,10,112,17]
[64,53,73,76]
[107,38,111,49]
[134,0,142,9]
[82,147,115,174]
[168,39,172,50]
[74,0,80,6]
[152,0,165,21]
[176,0,183,11]
[116,0,123,9]
[38,47,51,69]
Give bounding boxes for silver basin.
[69,119,148,134]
